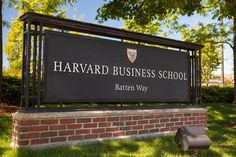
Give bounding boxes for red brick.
[92,128,105,134]
[189,117,196,120]
[160,118,169,123]
[175,113,183,117]
[132,125,143,130]
[138,120,148,124]
[99,133,112,138]
[60,119,76,124]
[126,130,137,135]
[184,113,191,117]
[193,121,200,125]
[76,129,90,134]
[197,117,206,120]
[17,140,29,145]
[99,122,111,127]
[41,131,57,138]
[200,113,206,116]
[84,134,98,139]
[69,135,83,141]
[51,137,67,143]
[17,126,30,132]
[30,126,48,132]
[133,116,143,120]
[126,121,137,126]
[180,117,187,121]
[150,129,159,133]
[185,121,192,125]
[166,123,174,127]
[155,123,165,128]
[144,124,154,129]
[144,115,154,119]
[31,138,49,145]
[113,122,124,126]
[149,119,159,123]
[107,117,119,121]
[175,122,183,126]
[41,119,58,125]
[106,127,119,132]
[67,124,82,129]
[160,127,170,132]
[170,118,179,122]
[170,127,178,131]
[113,131,125,137]
[165,114,174,118]
[138,130,148,134]
[59,130,74,136]
[19,133,39,139]
[50,125,66,130]
[20,120,39,126]
[192,113,199,116]
[120,116,132,121]
[199,120,207,125]
[83,123,97,128]
[155,114,164,119]
[77,118,91,123]
[93,117,106,122]
[120,126,131,131]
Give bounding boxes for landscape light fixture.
[175,126,211,157]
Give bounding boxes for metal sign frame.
[20,12,203,110]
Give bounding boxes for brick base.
[11,107,207,148]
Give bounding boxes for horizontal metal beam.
[20,12,203,51]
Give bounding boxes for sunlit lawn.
[0,104,235,157]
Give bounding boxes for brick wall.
[11,107,207,148]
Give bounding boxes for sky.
[2,0,233,75]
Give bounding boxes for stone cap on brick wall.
[13,107,207,119]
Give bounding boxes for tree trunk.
[0,0,2,103]
[233,16,236,103]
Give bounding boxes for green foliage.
[96,0,203,25]
[2,75,21,105]
[180,23,222,85]
[97,1,236,23]
[4,0,77,72]
[202,86,234,103]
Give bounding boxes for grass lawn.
[0,104,235,157]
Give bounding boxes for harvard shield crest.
[127,48,137,63]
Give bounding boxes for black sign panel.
[43,31,190,103]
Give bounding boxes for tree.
[96,0,236,103]
[180,23,222,85]
[0,0,11,103]
[4,0,77,74]
[0,0,2,103]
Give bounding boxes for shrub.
[2,75,21,105]
[202,86,234,103]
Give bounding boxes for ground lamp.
[175,126,211,157]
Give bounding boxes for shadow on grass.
[15,140,140,157]
[0,116,12,157]
[0,116,12,137]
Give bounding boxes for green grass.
[0,104,236,157]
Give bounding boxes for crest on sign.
[127,48,137,63]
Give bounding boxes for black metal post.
[32,24,38,106]
[21,22,27,109]
[25,20,32,108]
[37,23,43,107]
[199,50,202,104]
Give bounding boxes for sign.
[43,30,190,103]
